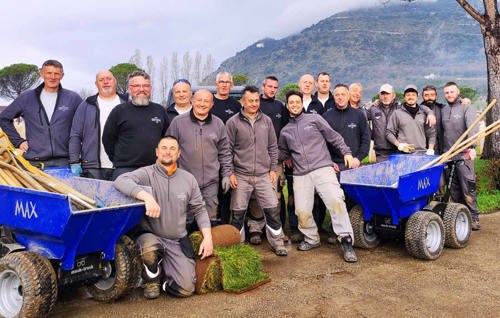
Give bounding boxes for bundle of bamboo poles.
[0,132,98,210]
[420,99,499,170]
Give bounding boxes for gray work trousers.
[293,166,354,244]
[451,159,479,220]
[247,165,284,234]
[136,233,196,295]
[230,173,284,248]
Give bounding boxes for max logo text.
[15,200,38,219]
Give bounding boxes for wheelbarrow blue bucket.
[340,155,444,225]
[0,174,146,270]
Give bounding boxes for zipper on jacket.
[200,126,204,185]
[96,105,102,168]
[296,119,310,171]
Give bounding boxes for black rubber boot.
[340,236,358,263]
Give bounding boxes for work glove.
[426,149,435,156]
[221,176,231,194]
[398,143,415,154]
[465,148,477,161]
[70,163,83,176]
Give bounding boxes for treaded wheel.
[119,235,142,289]
[85,235,140,302]
[405,211,444,260]
[442,203,472,248]
[0,251,58,318]
[349,205,380,249]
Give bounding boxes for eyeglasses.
[217,81,232,85]
[129,84,151,89]
[173,78,191,86]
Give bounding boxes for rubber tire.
[0,252,58,318]
[85,235,140,302]
[119,235,142,289]
[349,205,380,249]
[442,203,472,248]
[405,211,445,260]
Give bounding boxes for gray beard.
[132,96,150,106]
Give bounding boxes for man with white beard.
[103,71,169,180]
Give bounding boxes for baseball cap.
[404,84,418,95]
[379,84,394,94]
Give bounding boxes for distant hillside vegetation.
[213,1,486,98]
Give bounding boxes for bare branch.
[456,0,486,25]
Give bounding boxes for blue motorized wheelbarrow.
[0,170,146,318]
[340,155,472,260]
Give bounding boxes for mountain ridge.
[214,1,486,98]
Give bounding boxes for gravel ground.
[52,212,500,318]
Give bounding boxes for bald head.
[96,70,117,98]
[192,89,214,120]
[299,74,315,96]
[193,89,213,101]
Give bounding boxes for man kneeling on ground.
[114,135,213,299]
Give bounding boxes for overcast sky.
[0,0,386,97]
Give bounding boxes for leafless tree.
[146,55,156,100]
[159,56,169,106]
[170,52,180,83]
[201,54,216,84]
[181,52,192,80]
[193,51,203,85]
[129,49,143,68]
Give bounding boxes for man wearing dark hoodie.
[0,59,82,168]
[69,70,127,180]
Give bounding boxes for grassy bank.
[475,159,499,213]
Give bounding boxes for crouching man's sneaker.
[472,219,481,231]
[143,282,160,299]
[340,236,357,263]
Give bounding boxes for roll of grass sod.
[191,225,270,294]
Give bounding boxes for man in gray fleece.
[114,136,213,299]
[167,89,232,227]
[226,85,287,256]
[279,90,358,263]
[441,82,480,230]
[386,84,436,155]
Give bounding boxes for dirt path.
[52,212,500,318]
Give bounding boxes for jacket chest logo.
[225,109,234,115]
[275,113,282,119]
[348,123,357,129]
[151,116,162,124]
[58,105,69,112]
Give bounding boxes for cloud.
[0,0,378,97]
